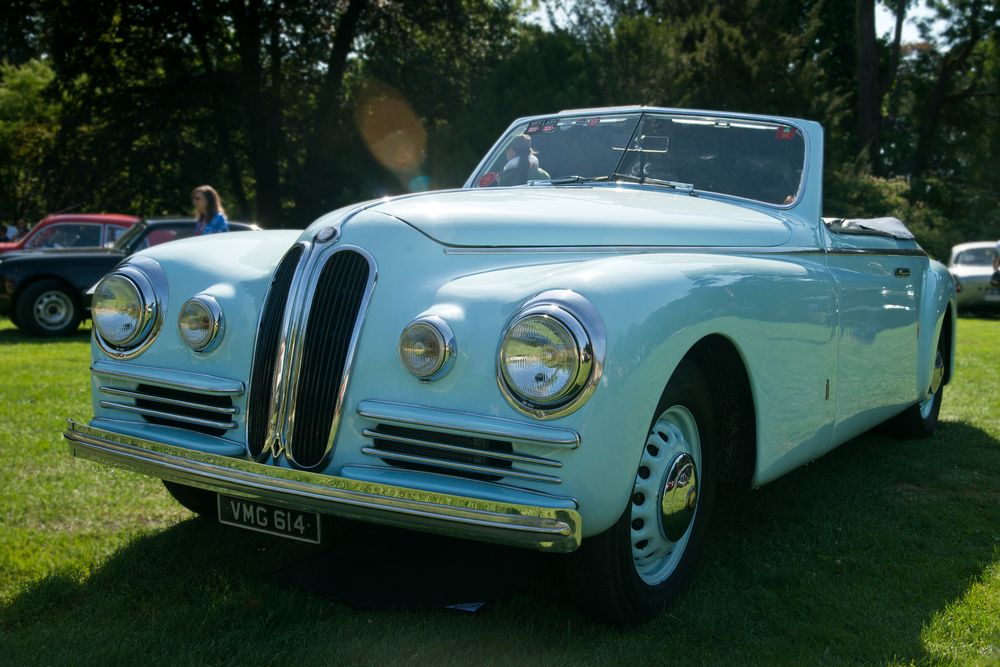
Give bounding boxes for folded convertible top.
[823,216,915,240]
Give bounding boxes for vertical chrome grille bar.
[246,244,303,457]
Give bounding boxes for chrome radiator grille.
[247,244,303,457]
[284,249,371,468]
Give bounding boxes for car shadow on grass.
[2,420,998,664]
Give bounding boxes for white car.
[948,241,1000,311]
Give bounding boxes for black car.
[0,218,260,336]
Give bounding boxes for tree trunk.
[911,3,987,182]
[295,0,367,223]
[232,0,282,228]
[185,3,252,218]
[883,0,907,123]
[855,0,881,171]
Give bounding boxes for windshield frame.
[465,107,812,210]
[112,220,148,253]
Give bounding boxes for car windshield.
[471,112,806,205]
[954,247,997,266]
[112,221,147,252]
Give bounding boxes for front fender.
[345,243,837,535]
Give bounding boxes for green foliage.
[0,0,995,242]
[0,58,59,223]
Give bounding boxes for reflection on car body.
[64,106,956,625]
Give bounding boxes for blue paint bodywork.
[83,107,956,541]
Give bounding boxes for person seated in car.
[499,134,550,186]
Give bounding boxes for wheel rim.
[33,290,74,331]
[630,405,701,586]
[918,350,945,419]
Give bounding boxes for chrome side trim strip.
[356,399,581,448]
[443,245,821,255]
[360,447,562,484]
[443,245,928,258]
[91,361,245,396]
[99,401,238,430]
[827,247,927,257]
[99,386,238,415]
[361,428,562,468]
[65,420,580,552]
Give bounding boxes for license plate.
[986,288,1000,301]
[218,495,321,544]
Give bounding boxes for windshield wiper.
[610,173,696,194]
[533,175,611,185]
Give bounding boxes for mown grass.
[0,316,998,666]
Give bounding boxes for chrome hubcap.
[919,350,945,419]
[33,291,74,330]
[631,405,701,586]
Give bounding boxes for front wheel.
[566,360,717,626]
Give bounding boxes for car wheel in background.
[566,360,718,626]
[163,481,217,516]
[15,279,82,336]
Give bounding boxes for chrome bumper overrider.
[64,420,582,552]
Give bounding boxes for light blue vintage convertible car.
[66,107,956,625]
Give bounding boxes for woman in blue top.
[191,185,229,235]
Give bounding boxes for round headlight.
[499,313,585,406]
[399,317,454,380]
[178,296,223,352]
[92,273,150,347]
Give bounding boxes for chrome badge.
[315,226,339,244]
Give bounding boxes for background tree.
[0,0,996,259]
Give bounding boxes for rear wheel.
[566,360,717,626]
[163,480,216,516]
[889,347,945,438]
[15,279,82,336]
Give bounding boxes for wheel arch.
[678,334,757,491]
[940,302,955,385]
[12,273,82,311]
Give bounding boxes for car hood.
[0,241,23,253]
[368,187,792,248]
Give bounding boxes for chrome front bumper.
[64,420,582,553]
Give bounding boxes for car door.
[824,227,926,443]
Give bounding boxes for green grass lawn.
[1,316,998,666]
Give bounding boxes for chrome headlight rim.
[92,262,165,359]
[178,294,224,353]
[497,291,605,420]
[398,315,456,381]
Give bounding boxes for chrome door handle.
[894,267,911,278]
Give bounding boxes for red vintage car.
[0,213,140,255]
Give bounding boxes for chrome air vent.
[362,424,563,484]
[99,383,237,437]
